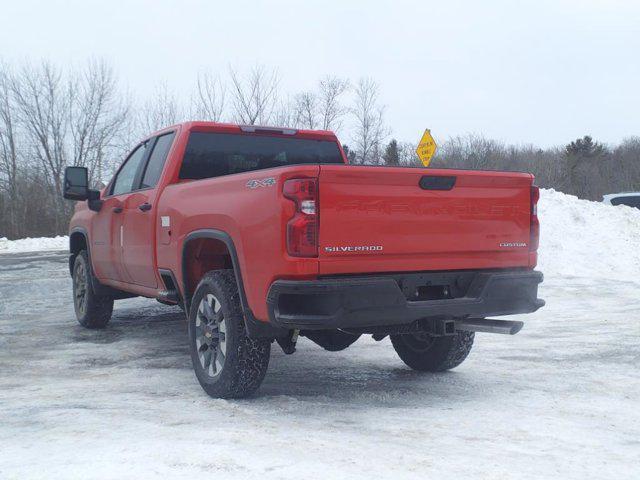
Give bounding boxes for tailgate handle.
[419,176,456,191]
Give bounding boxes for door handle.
[113,206,123,213]
[138,202,152,212]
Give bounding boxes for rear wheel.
[188,270,270,398]
[390,330,474,372]
[72,250,113,329]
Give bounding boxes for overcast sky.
[1,0,639,147]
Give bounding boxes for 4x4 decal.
[246,177,276,189]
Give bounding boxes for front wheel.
[390,330,475,372]
[72,250,113,329]
[188,270,271,399]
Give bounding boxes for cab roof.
[150,121,338,142]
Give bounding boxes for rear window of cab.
[178,132,343,180]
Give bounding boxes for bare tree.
[436,134,506,170]
[613,137,640,192]
[398,141,419,166]
[141,82,182,133]
[293,91,318,129]
[318,76,349,132]
[0,63,21,237]
[70,59,129,184]
[10,61,70,229]
[2,59,131,235]
[100,89,140,180]
[191,71,226,121]
[272,95,297,128]
[351,77,389,164]
[228,65,279,125]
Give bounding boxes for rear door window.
[141,132,175,189]
[179,132,343,180]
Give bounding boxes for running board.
[455,318,524,335]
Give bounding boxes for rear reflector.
[283,178,318,257]
[530,185,540,251]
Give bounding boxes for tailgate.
[318,165,534,275]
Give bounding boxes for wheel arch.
[69,227,90,276]
[181,229,285,339]
[68,226,130,299]
[181,229,248,314]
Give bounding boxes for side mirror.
[63,166,103,212]
[63,166,89,201]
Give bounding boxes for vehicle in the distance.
[62,121,544,398]
[602,192,640,209]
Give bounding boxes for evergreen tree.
[342,144,357,164]
[565,135,606,158]
[383,139,400,166]
[564,135,608,197]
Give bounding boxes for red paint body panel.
[156,165,320,321]
[121,190,158,288]
[88,195,123,281]
[69,121,538,324]
[317,165,534,275]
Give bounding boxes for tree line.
[1,59,638,240]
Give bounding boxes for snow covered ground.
[0,235,68,254]
[0,190,639,479]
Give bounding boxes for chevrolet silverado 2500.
[63,122,544,398]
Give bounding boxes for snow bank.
[537,189,640,281]
[0,235,68,254]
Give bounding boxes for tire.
[188,270,271,399]
[72,250,113,329]
[390,330,475,372]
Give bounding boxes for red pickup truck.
[63,121,544,398]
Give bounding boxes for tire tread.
[391,330,475,372]
[74,250,113,329]
[190,270,270,398]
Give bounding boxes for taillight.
[530,185,540,251]
[283,178,318,257]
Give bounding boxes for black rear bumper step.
[455,318,524,335]
[266,269,544,331]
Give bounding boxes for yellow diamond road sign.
[416,129,437,167]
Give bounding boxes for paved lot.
[1,251,639,479]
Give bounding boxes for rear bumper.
[267,269,544,330]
